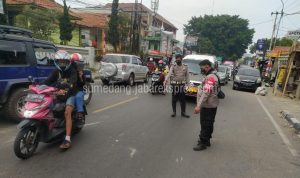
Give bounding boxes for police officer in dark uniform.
[165,54,190,118]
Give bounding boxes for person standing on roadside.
[194,59,219,151]
[164,54,190,118]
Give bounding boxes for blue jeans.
[66,96,75,107]
[75,91,85,112]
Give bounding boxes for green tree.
[59,0,74,45]
[108,0,120,52]
[0,0,7,25]
[184,15,255,60]
[118,12,131,52]
[13,6,56,41]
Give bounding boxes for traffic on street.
[1,0,300,178]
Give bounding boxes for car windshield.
[183,59,201,74]
[102,55,130,63]
[238,69,260,77]
[218,66,226,73]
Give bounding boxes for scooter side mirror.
[28,76,34,83]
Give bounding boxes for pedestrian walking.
[194,59,219,151]
[165,54,190,118]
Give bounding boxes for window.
[137,59,142,65]
[34,45,56,66]
[132,58,138,65]
[102,55,130,63]
[0,40,27,65]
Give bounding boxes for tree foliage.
[118,12,131,52]
[59,0,74,45]
[108,0,120,52]
[184,15,255,60]
[14,6,56,41]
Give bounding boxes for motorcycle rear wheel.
[14,127,39,159]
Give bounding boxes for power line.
[249,19,274,26]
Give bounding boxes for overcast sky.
[61,0,300,44]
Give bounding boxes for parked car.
[183,54,217,97]
[217,65,229,85]
[233,67,262,92]
[0,25,94,122]
[99,54,149,86]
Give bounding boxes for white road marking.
[85,121,104,126]
[93,97,139,114]
[256,96,298,157]
[129,148,137,158]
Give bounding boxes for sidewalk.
[265,87,300,133]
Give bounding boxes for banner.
[0,0,3,14]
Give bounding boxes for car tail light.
[122,64,127,71]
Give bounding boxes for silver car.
[99,54,149,86]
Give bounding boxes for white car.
[183,54,218,97]
[99,54,149,86]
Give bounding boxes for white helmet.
[149,58,153,62]
[54,50,71,71]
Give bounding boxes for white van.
[182,54,218,97]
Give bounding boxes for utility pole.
[273,11,284,48]
[131,0,139,54]
[273,0,285,49]
[269,11,279,51]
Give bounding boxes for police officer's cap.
[199,59,212,67]
[175,54,183,59]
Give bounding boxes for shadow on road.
[0,114,18,127]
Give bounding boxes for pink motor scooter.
[14,77,86,159]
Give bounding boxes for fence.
[56,45,97,69]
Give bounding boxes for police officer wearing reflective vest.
[194,59,219,151]
[164,54,190,118]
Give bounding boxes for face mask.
[200,68,207,75]
[176,61,182,65]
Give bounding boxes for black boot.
[193,142,207,151]
[171,112,176,117]
[198,139,211,147]
[181,113,190,118]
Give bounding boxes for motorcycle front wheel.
[14,127,40,159]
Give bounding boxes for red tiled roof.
[7,0,108,28]
[104,3,177,30]
[7,0,63,10]
[74,12,107,28]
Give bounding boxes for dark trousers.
[171,84,186,114]
[199,107,217,143]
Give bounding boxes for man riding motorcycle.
[43,50,78,149]
[70,53,86,122]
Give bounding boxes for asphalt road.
[0,81,300,178]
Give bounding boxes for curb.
[280,110,300,132]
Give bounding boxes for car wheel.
[128,74,135,86]
[232,85,236,90]
[3,88,27,122]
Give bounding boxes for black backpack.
[212,73,225,99]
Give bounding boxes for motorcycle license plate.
[25,94,45,102]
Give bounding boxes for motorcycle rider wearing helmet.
[44,50,78,149]
[155,59,169,75]
[70,53,86,122]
